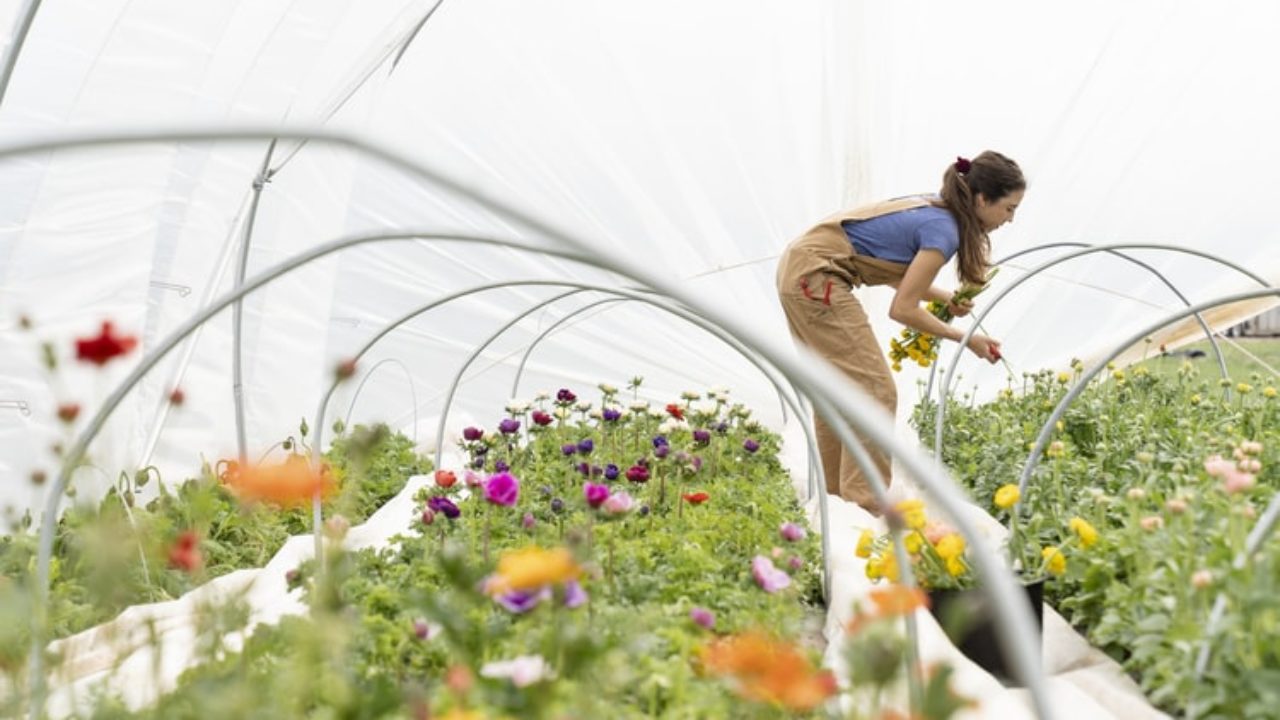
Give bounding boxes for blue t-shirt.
[841,203,959,263]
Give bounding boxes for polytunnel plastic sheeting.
[3,0,1280,522]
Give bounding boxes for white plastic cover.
[3,0,1280,524]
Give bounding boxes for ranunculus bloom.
[1222,471,1256,494]
[75,321,138,366]
[993,484,1020,509]
[665,403,685,420]
[561,443,577,456]
[576,461,591,476]
[531,410,553,426]
[56,403,81,423]
[498,418,521,434]
[602,491,635,515]
[494,460,509,473]
[699,632,836,711]
[692,429,711,445]
[751,555,791,593]
[1068,516,1099,548]
[462,426,484,441]
[484,472,520,506]
[434,469,457,488]
[779,522,806,542]
[464,470,484,488]
[489,547,581,594]
[682,492,710,505]
[420,508,436,525]
[583,481,610,508]
[494,586,551,614]
[1191,569,1213,589]
[577,438,594,455]
[556,388,577,404]
[224,456,334,508]
[428,496,461,519]
[654,444,670,459]
[563,580,588,609]
[521,512,536,530]
[855,529,875,559]
[689,607,715,629]
[604,463,620,481]
[652,435,669,448]
[167,530,202,573]
[602,407,621,422]
[1139,515,1164,531]
[625,465,650,483]
[743,438,760,453]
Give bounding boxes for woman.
[776,151,1025,514]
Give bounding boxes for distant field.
[1139,336,1280,385]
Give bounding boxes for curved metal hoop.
[4,128,1053,718]
[934,243,1272,459]
[342,357,420,445]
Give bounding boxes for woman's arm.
[888,249,1000,361]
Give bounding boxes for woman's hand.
[966,333,1002,363]
[947,296,974,317]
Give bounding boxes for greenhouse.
[1,2,1278,718]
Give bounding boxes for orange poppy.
[700,632,837,711]
[223,455,333,508]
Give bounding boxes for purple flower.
[484,472,520,507]
[471,456,485,469]
[495,587,551,614]
[561,443,577,456]
[604,463,620,481]
[539,484,553,497]
[779,522,806,543]
[427,496,460,519]
[689,607,715,630]
[577,439,594,455]
[654,444,670,459]
[626,465,650,483]
[550,497,565,514]
[690,456,703,472]
[462,426,484,442]
[583,482,610,508]
[494,460,509,473]
[692,429,711,445]
[498,418,521,435]
[556,388,577,404]
[602,407,621,422]
[743,438,760,454]
[752,555,791,593]
[563,580,588,609]
[413,618,432,639]
[521,512,536,530]
[474,445,490,456]
[638,504,650,517]
[788,556,804,571]
[652,435,669,449]
[715,421,729,434]
[576,461,591,476]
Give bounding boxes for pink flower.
[779,522,806,542]
[484,472,520,506]
[1203,455,1235,478]
[1139,516,1164,531]
[1222,470,1256,494]
[583,482,610,508]
[1165,498,1188,514]
[464,470,484,488]
[531,410,553,426]
[751,555,791,593]
[1191,569,1213,589]
[922,521,954,545]
[689,607,715,629]
[602,491,635,515]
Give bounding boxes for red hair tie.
[954,156,972,174]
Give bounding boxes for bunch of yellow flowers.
[887,268,998,372]
[857,499,973,590]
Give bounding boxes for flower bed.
[918,361,1278,717]
[84,384,829,718]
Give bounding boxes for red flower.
[682,492,710,505]
[75,321,138,366]
[435,469,457,488]
[56,403,81,423]
[168,530,202,573]
[665,403,685,420]
[531,410,553,426]
[168,387,185,406]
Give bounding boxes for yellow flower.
[1068,517,1099,549]
[993,484,1021,510]
[1042,546,1066,576]
[488,546,581,594]
[1112,369,1126,382]
[1236,382,1252,394]
[945,556,966,577]
[904,532,923,554]
[894,499,927,531]
[1056,371,1070,384]
[935,533,966,561]
[1190,393,1202,406]
[881,553,900,582]
[855,529,874,559]
[865,556,883,580]
[1263,386,1276,398]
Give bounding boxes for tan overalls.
[775,196,932,514]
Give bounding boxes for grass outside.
[1139,336,1280,386]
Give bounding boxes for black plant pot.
[926,578,1045,685]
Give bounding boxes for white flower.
[598,382,618,395]
[658,418,688,434]
[575,400,592,412]
[588,409,603,419]
[693,400,719,416]
[554,407,572,420]
[629,400,650,412]
[648,408,665,419]
[480,655,554,687]
[680,390,700,401]
[505,399,530,414]
[535,391,550,401]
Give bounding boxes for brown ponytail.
[937,151,1026,285]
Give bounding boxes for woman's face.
[976,189,1024,232]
